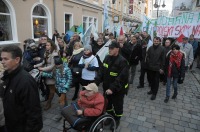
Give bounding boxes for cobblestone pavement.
[41,65,200,132]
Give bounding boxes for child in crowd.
[42,56,72,121]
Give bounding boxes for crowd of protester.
[0,28,200,131]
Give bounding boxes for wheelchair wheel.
[89,113,116,132]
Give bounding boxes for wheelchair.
[62,102,116,132]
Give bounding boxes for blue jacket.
[42,63,72,93]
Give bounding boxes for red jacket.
[77,91,104,116]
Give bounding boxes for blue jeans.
[166,77,178,97]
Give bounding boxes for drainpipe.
[53,0,57,29]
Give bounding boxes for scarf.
[168,51,183,77]
[83,52,92,59]
[72,48,84,55]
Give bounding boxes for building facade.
[0,0,143,48]
[0,0,103,48]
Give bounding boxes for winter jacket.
[77,91,104,117]
[128,43,142,65]
[146,45,165,71]
[37,43,46,62]
[95,54,129,94]
[178,43,193,66]
[1,66,42,132]
[0,97,5,127]
[34,50,58,85]
[42,62,72,93]
[189,39,198,57]
[165,50,185,78]
[120,42,130,61]
[69,51,84,82]
[140,46,148,69]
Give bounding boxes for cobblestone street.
[41,65,200,132]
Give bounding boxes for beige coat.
[35,50,58,85]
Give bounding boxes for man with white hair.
[178,37,194,71]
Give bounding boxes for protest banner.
[156,12,200,38]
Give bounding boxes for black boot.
[172,93,177,99]
[72,95,77,101]
[164,96,169,103]
[137,85,144,88]
[110,117,120,130]
[150,94,156,100]
[72,85,79,101]
[147,90,153,95]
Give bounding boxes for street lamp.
[154,0,166,18]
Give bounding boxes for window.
[0,1,12,41]
[83,17,88,33]
[32,5,48,39]
[89,17,93,26]
[65,14,72,33]
[82,16,98,33]
[94,18,97,28]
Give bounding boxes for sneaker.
[137,85,144,88]
[150,95,156,100]
[147,91,153,95]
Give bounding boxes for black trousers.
[139,67,151,86]
[81,79,94,89]
[0,126,7,132]
[106,93,124,119]
[147,70,160,95]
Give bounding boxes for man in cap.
[95,40,129,129]
[76,83,104,117]
[178,37,194,71]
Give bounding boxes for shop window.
[32,5,48,38]
[0,1,12,41]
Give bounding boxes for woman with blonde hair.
[68,41,84,100]
[34,40,58,110]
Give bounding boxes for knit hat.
[83,83,98,93]
[84,45,92,52]
[54,56,63,65]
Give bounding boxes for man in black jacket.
[1,45,43,132]
[128,36,142,84]
[146,37,165,100]
[95,41,129,129]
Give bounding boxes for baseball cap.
[83,83,98,93]
[106,41,120,48]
